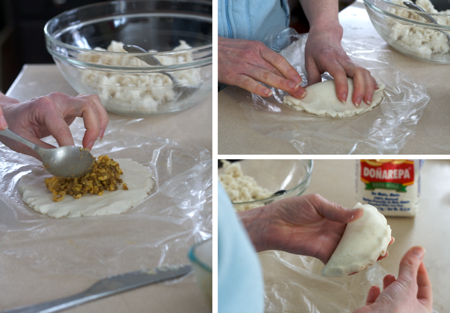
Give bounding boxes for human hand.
[354,246,433,313]
[238,194,392,264]
[304,24,377,106]
[0,92,108,159]
[218,36,306,98]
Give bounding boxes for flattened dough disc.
[18,159,154,218]
[284,78,385,118]
[321,203,392,277]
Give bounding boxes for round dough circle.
[18,159,154,218]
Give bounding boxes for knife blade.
[1,264,192,313]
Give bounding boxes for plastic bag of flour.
[356,160,423,217]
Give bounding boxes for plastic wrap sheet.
[0,118,211,278]
[259,251,440,313]
[245,29,430,154]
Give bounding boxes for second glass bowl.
[220,159,314,211]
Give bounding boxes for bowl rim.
[188,238,212,274]
[44,0,212,69]
[229,159,314,206]
[364,0,450,30]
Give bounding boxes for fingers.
[398,246,426,286]
[218,38,306,98]
[364,71,376,105]
[234,76,274,97]
[343,64,376,107]
[383,274,396,289]
[36,96,76,147]
[325,62,349,103]
[247,67,306,98]
[366,285,380,305]
[416,262,433,309]
[350,67,366,106]
[305,57,322,87]
[34,92,108,151]
[76,94,109,148]
[260,47,303,88]
[305,194,364,224]
[0,106,8,130]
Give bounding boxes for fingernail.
[356,97,362,106]
[98,128,105,140]
[367,95,372,105]
[0,116,8,129]
[289,81,296,89]
[266,90,273,97]
[297,90,306,98]
[87,140,95,151]
[293,76,301,83]
[412,247,425,259]
[341,93,347,103]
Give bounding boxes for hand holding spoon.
[0,128,95,178]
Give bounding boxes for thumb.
[0,106,8,130]
[305,57,321,87]
[398,246,426,285]
[305,194,364,224]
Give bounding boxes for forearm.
[237,205,276,252]
[299,0,343,37]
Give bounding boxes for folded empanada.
[283,78,385,118]
[321,203,392,277]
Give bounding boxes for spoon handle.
[0,129,38,150]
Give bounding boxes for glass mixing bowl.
[219,159,314,212]
[365,0,450,63]
[44,0,212,117]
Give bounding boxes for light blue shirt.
[218,184,264,313]
[218,0,290,44]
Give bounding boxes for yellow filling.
[45,155,126,202]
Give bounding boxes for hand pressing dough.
[18,159,154,218]
[283,78,385,118]
[321,203,392,277]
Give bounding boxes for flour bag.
[356,160,423,217]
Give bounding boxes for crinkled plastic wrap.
[245,29,430,154]
[259,251,440,313]
[0,118,211,278]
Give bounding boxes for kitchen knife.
[1,264,192,313]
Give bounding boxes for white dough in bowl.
[283,78,385,118]
[321,203,392,277]
[18,159,154,218]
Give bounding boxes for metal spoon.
[122,44,202,101]
[0,128,95,178]
[264,190,288,205]
[403,1,450,44]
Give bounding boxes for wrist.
[238,205,276,252]
[309,22,343,42]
